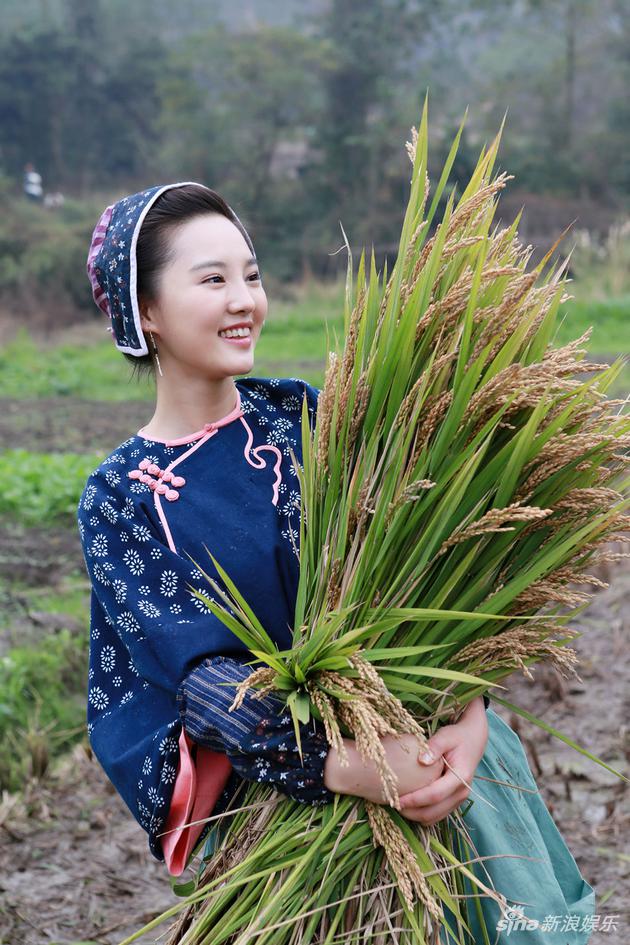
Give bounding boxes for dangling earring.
[149,331,163,377]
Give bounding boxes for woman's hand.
[323,731,445,804]
[396,696,489,826]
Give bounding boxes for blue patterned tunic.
[77,376,334,863]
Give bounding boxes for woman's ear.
[138,296,159,335]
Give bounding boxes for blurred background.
[0,2,628,943]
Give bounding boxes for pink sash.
[161,729,233,875]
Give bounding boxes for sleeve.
[77,467,251,694]
[177,655,335,805]
[303,379,320,429]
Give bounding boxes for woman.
[78,182,594,941]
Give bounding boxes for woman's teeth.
[219,327,251,338]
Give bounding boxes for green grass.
[555,296,630,352]
[0,573,91,793]
[14,579,90,627]
[0,278,345,400]
[0,329,151,400]
[554,298,630,398]
[0,449,103,526]
[0,624,89,791]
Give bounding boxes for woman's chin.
[213,349,256,376]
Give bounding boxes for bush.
[0,625,88,792]
[0,449,102,525]
[0,192,111,326]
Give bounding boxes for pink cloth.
[161,728,233,876]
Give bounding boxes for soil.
[0,521,83,586]
[0,556,627,945]
[0,398,152,456]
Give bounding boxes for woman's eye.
[202,272,261,284]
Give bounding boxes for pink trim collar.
[136,387,244,446]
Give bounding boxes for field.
[0,276,628,944]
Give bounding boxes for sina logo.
[496,906,540,935]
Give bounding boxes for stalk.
[120,95,630,945]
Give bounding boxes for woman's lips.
[219,334,252,347]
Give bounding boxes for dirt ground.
[0,397,152,455]
[0,558,627,945]
[0,384,628,944]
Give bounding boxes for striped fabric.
[86,203,115,319]
[177,655,335,805]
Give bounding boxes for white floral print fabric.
[77,376,321,860]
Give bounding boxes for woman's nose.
[228,280,257,312]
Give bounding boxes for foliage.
[2,0,629,289]
[0,192,111,317]
[0,449,103,525]
[569,218,630,301]
[0,12,169,191]
[0,623,89,792]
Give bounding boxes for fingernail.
[419,750,435,764]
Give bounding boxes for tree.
[303,0,444,248]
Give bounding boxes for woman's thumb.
[417,726,457,764]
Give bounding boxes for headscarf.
[86,182,252,355]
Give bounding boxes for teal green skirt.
[200,709,595,944]
[442,708,595,944]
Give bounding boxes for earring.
[149,331,163,377]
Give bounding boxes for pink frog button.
[128,459,187,501]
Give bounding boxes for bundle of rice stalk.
[121,99,630,945]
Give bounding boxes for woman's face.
[140,213,267,379]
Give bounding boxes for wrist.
[323,738,355,795]
[465,695,486,714]
[455,695,486,727]
[323,737,387,800]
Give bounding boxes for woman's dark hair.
[126,184,255,378]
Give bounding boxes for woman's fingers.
[398,766,472,810]
[416,723,460,764]
[398,786,470,825]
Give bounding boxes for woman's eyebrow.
[189,256,258,271]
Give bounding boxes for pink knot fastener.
[127,457,187,502]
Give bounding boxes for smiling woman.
[136,209,267,441]
[79,182,448,880]
[80,182,342,871]
[133,186,265,384]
